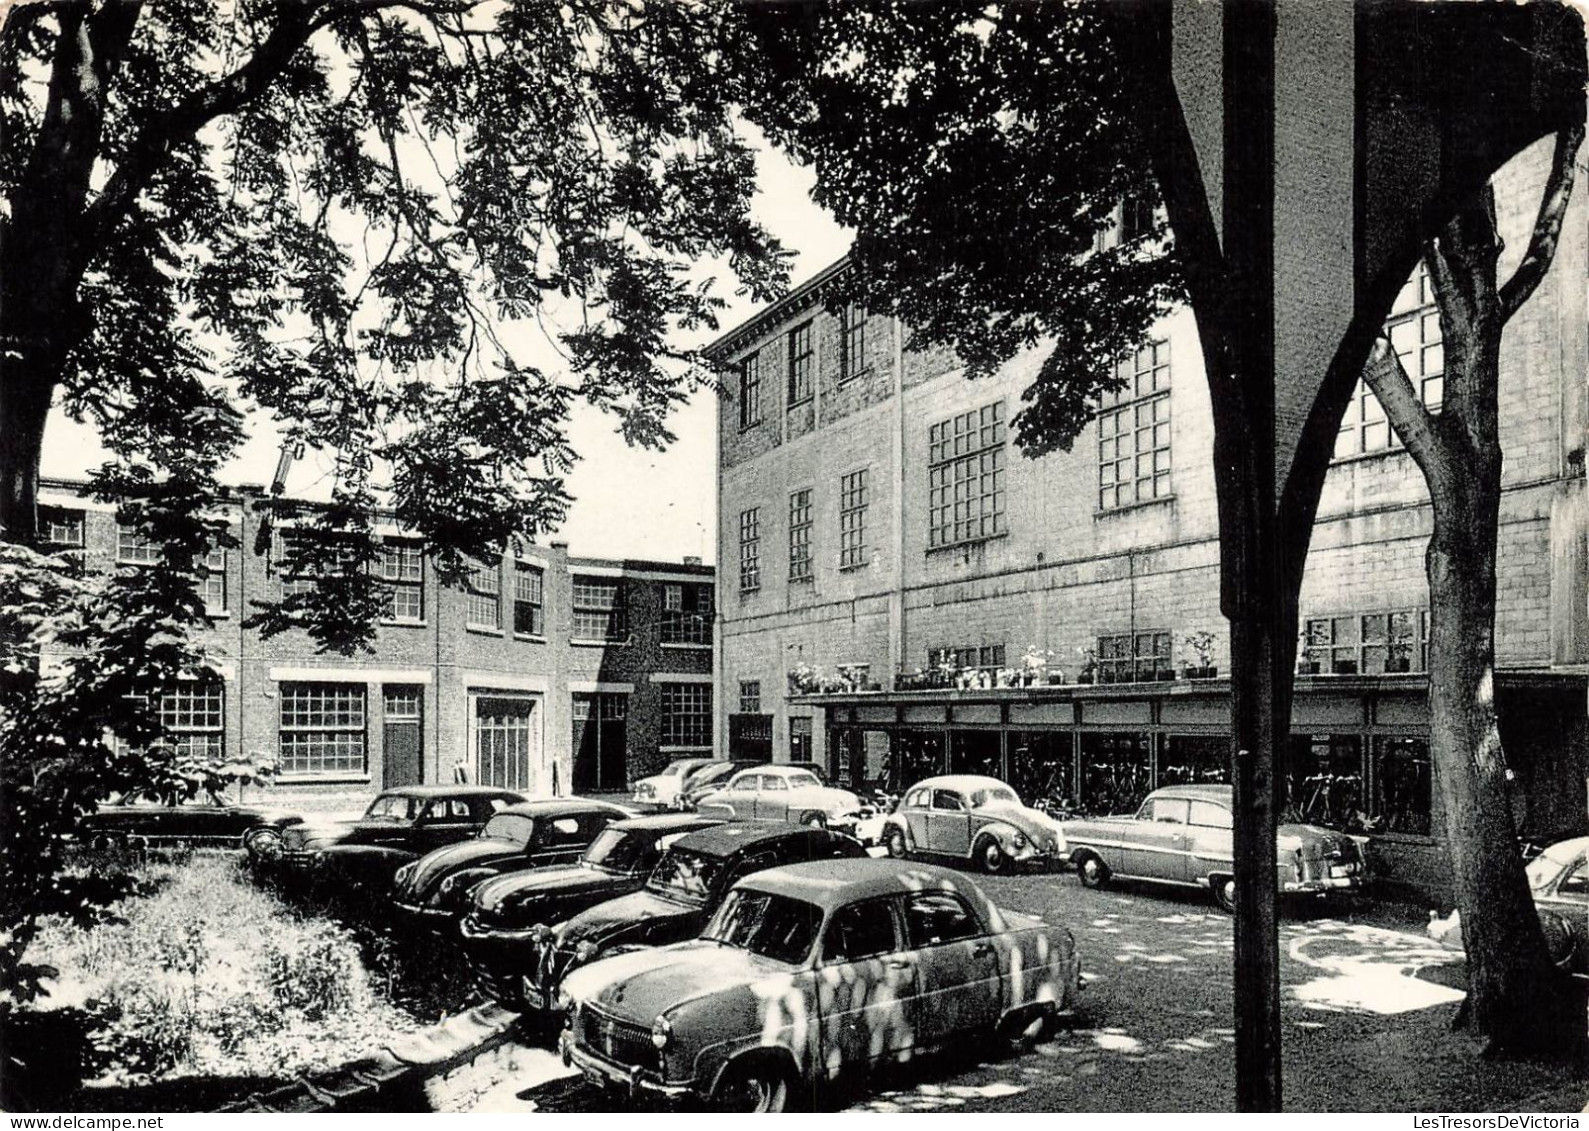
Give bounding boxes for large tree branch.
[1498,122,1584,322]
[1363,333,1444,478]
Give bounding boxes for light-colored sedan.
[695,764,868,837]
[1061,784,1366,912]
[1428,835,1589,977]
[881,775,1067,874]
[558,859,1081,1111]
[629,758,717,809]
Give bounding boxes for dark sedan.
[520,822,865,1016]
[391,798,634,925]
[76,787,300,850]
[460,812,722,1007]
[271,784,526,894]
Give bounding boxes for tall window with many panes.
[1337,263,1444,458]
[787,320,813,405]
[662,683,712,747]
[739,350,763,429]
[514,563,545,636]
[279,683,366,776]
[465,559,500,629]
[928,402,1005,549]
[161,682,225,761]
[738,680,762,714]
[788,489,812,581]
[841,304,867,381]
[1098,340,1171,511]
[380,540,424,622]
[839,468,868,569]
[738,508,761,593]
[572,576,626,641]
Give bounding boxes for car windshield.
[363,795,419,821]
[584,827,653,873]
[646,848,723,905]
[969,786,1019,808]
[785,772,822,790]
[702,889,823,965]
[480,813,535,846]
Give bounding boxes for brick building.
[708,138,1588,898]
[36,480,715,805]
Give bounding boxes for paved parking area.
[475,873,1586,1113]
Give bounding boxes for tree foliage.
[734,1,1180,457]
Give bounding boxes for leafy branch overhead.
[1,0,794,651]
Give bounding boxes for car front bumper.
[392,899,456,927]
[559,1031,696,1100]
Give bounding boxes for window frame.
[661,682,713,748]
[927,401,1006,550]
[738,507,761,593]
[571,575,627,642]
[737,679,762,715]
[1096,630,1172,683]
[465,558,501,631]
[513,562,545,637]
[279,682,367,778]
[787,320,814,406]
[1097,340,1172,512]
[840,304,868,382]
[839,468,868,569]
[661,581,713,645]
[1302,609,1429,675]
[379,539,425,623]
[1336,263,1444,460]
[739,349,764,430]
[788,488,813,582]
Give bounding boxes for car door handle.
[887,957,913,970]
[972,942,994,957]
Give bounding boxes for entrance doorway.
[382,686,423,787]
[473,694,540,792]
[572,693,627,792]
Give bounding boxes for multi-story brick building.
[708,138,1588,898]
[36,479,715,806]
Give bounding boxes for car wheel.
[243,827,283,861]
[717,1061,793,1113]
[977,836,1011,875]
[1076,852,1110,890]
[885,827,911,860]
[995,1004,1056,1053]
[1211,874,1237,914]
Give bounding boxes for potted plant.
[1386,639,1413,673]
[1179,630,1219,679]
[1075,646,1098,685]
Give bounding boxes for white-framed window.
[662,582,713,644]
[738,508,761,593]
[277,529,317,598]
[1337,263,1445,458]
[1302,609,1429,675]
[514,563,545,636]
[572,576,626,641]
[41,508,85,553]
[160,682,225,761]
[839,468,868,569]
[788,489,813,582]
[662,682,712,747]
[1098,340,1171,511]
[279,683,366,776]
[380,540,424,622]
[738,679,762,714]
[739,350,763,429]
[928,402,1005,548]
[199,548,226,614]
[116,523,160,565]
[466,559,500,629]
[930,644,1005,675]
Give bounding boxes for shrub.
[262,926,360,1020]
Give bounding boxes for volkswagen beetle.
[881,775,1066,873]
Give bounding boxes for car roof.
[376,785,526,800]
[905,775,1016,794]
[492,797,632,819]
[1148,784,1232,803]
[608,813,723,833]
[666,821,839,857]
[733,764,820,780]
[735,859,1004,920]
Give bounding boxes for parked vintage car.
[459,812,722,1007]
[559,858,1082,1111]
[75,786,301,850]
[391,798,633,925]
[1428,835,1589,976]
[520,823,865,1014]
[881,774,1067,874]
[1061,783,1366,911]
[268,785,526,892]
[629,759,718,810]
[676,760,764,810]
[695,765,870,838]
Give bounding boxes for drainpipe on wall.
[889,315,907,685]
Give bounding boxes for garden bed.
[4,849,458,1110]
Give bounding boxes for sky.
[39,129,852,566]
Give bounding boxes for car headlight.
[651,1014,673,1050]
[574,940,600,964]
[1012,831,1028,849]
[394,863,417,888]
[530,923,553,944]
